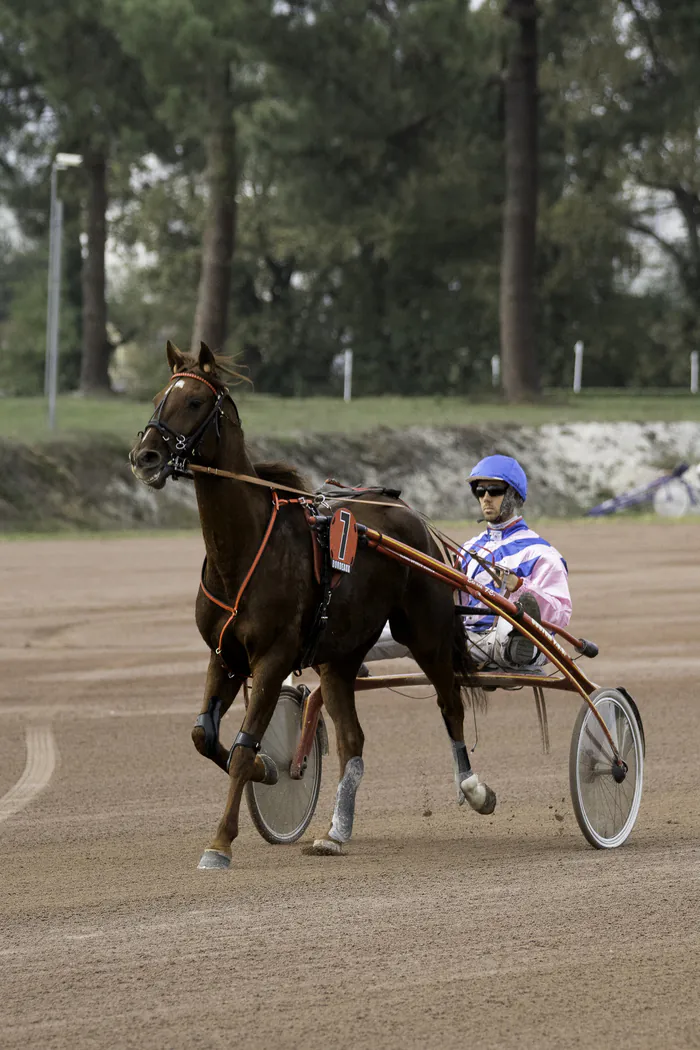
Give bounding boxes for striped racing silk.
[455,517,572,632]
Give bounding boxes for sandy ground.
[1,523,699,1050]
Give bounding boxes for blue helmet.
[468,455,528,501]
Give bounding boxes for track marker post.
[573,341,584,394]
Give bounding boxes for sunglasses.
[472,484,507,498]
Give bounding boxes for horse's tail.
[452,607,488,713]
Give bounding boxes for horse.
[129,340,496,869]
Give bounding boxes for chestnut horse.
[129,341,495,869]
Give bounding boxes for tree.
[534,0,700,386]
[226,0,503,394]
[499,0,539,401]
[113,0,276,356]
[0,0,164,393]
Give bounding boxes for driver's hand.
[504,571,522,594]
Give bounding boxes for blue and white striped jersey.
[455,517,572,631]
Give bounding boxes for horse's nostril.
[135,448,163,471]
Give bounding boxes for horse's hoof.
[460,774,497,816]
[311,836,344,856]
[197,848,231,870]
[191,724,206,755]
[256,753,279,786]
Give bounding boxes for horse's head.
[129,340,240,488]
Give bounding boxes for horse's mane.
[254,460,311,493]
[174,349,251,388]
[209,353,251,387]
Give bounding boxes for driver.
[365,454,572,670]
[457,454,572,668]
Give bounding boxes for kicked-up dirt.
[0,522,699,1050]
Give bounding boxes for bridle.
[140,371,234,478]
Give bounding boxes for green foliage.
[3,0,700,398]
[0,243,80,395]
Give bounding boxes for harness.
[199,489,395,672]
[199,490,328,669]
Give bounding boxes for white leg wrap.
[451,739,471,806]
[327,757,364,844]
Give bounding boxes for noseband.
[141,371,231,478]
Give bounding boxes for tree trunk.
[61,203,83,391]
[79,152,111,394]
[499,0,539,401]
[190,64,237,354]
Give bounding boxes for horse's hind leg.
[192,652,244,772]
[401,619,497,816]
[312,656,366,856]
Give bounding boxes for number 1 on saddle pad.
[330,508,358,573]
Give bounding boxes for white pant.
[464,616,545,670]
[366,619,546,670]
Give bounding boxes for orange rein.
[199,490,306,656]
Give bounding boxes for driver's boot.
[506,593,541,666]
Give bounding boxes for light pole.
[45,151,82,430]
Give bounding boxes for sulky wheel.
[245,685,323,845]
[569,687,644,849]
[652,478,691,518]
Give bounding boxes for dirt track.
[1,523,699,1050]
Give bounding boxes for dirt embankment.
[1,421,699,531]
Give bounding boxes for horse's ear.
[198,341,216,374]
[166,340,186,373]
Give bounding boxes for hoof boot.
[460,774,497,816]
[197,849,231,870]
[311,836,344,856]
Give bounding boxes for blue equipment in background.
[587,463,691,517]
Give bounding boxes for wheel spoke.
[584,723,615,764]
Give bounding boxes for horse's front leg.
[197,653,291,870]
[191,652,244,772]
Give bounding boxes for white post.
[343,348,353,402]
[573,340,584,394]
[44,164,58,397]
[691,351,699,394]
[491,354,501,389]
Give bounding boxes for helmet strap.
[494,485,523,524]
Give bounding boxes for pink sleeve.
[518,549,572,628]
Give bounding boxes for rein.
[186,462,416,510]
[200,490,294,655]
[146,370,413,510]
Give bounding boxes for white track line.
[0,725,57,824]
[31,660,208,684]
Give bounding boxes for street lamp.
[45,152,82,430]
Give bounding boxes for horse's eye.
[188,398,204,410]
